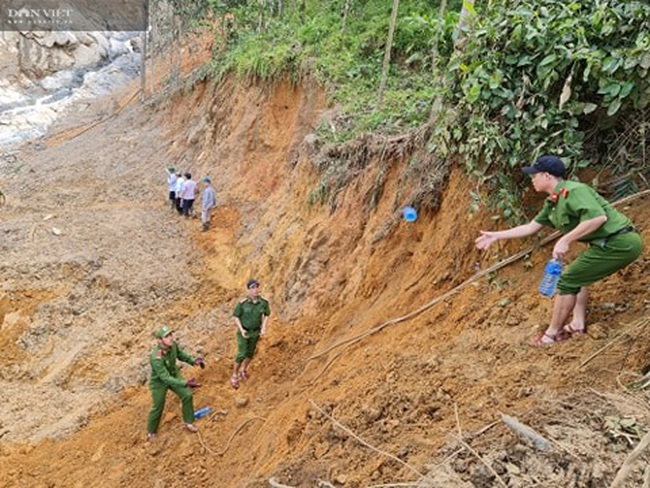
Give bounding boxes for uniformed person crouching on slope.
[230,279,271,389]
[147,326,205,441]
[476,156,643,347]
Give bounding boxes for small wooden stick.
[452,434,508,488]
[578,332,627,369]
[609,429,650,488]
[454,402,462,438]
[579,317,649,371]
[367,483,423,488]
[269,478,296,488]
[469,421,499,440]
[309,399,426,479]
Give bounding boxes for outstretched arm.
[475,220,543,250]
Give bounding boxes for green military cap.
[155,326,173,339]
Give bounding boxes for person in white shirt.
[174,172,185,215]
[180,173,198,218]
[165,167,177,210]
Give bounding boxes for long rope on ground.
[306,189,650,374]
[197,416,266,457]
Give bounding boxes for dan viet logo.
[1,1,148,32]
[5,6,74,27]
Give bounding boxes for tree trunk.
[140,30,147,102]
[342,0,351,34]
[429,0,476,123]
[454,0,476,51]
[376,0,400,108]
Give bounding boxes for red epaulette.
[548,188,569,203]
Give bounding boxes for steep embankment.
[0,70,649,487]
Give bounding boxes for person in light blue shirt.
[201,177,217,231]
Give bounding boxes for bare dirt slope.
[0,69,649,488]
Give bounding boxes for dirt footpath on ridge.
[0,68,650,487]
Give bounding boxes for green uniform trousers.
[558,231,643,295]
[235,329,260,364]
[147,384,195,434]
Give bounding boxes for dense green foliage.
[444,0,650,178]
[202,0,457,140]
[177,0,650,214]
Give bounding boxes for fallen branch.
[451,434,508,488]
[308,399,426,480]
[500,413,551,451]
[609,429,650,488]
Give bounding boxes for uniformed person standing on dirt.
[230,279,271,389]
[147,326,205,441]
[476,156,643,347]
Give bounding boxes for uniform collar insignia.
[548,188,569,203]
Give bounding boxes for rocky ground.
[0,47,649,487]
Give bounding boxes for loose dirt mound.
[0,69,649,488]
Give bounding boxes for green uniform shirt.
[233,296,271,331]
[149,343,195,389]
[534,180,631,242]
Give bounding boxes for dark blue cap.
[247,279,260,289]
[522,156,566,177]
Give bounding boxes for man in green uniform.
[147,326,205,441]
[230,279,271,389]
[476,156,643,347]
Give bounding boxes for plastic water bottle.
[194,407,212,420]
[538,259,563,297]
[402,206,418,222]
